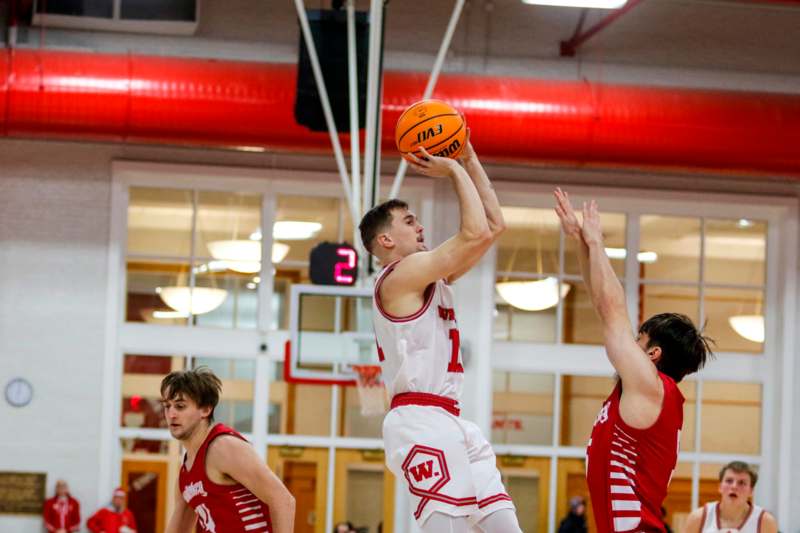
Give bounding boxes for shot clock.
[309,242,358,286]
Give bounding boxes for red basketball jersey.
[586,373,684,533]
[179,424,272,533]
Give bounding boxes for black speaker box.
[295,9,369,133]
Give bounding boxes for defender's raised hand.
[554,188,582,240]
[581,199,603,246]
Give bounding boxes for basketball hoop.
[352,365,386,416]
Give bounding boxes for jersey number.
[374,328,462,373]
[447,328,463,373]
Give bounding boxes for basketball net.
[352,365,386,416]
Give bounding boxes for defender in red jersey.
[554,190,712,533]
[160,368,295,533]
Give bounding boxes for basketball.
[395,99,467,162]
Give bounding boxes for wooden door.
[121,459,168,533]
[268,447,328,533]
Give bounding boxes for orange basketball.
[395,99,466,162]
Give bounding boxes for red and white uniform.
[86,506,137,533]
[699,502,765,533]
[374,261,514,526]
[586,372,684,533]
[43,494,81,532]
[179,424,272,533]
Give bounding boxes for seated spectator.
[43,479,81,533]
[558,496,588,533]
[86,488,137,533]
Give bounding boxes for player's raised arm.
[446,132,507,284]
[384,146,493,293]
[459,130,505,239]
[555,192,661,404]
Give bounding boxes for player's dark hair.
[160,367,222,421]
[719,461,758,487]
[639,313,714,383]
[358,199,409,254]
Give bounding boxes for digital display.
[309,242,358,286]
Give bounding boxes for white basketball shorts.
[383,401,515,527]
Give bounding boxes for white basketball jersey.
[372,260,464,401]
[700,502,764,533]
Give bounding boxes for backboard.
[287,283,378,384]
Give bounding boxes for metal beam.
[560,0,645,57]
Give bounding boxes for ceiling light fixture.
[728,314,764,344]
[156,286,228,315]
[521,0,627,8]
[495,277,571,311]
[205,241,291,273]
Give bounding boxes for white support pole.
[362,0,385,217]
[347,0,361,229]
[293,0,359,224]
[389,0,466,200]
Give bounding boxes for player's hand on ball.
[407,146,458,178]
[457,126,476,163]
[554,188,582,240]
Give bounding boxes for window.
[492,371,554,445]
[34,0,198,35]
[494,206,626,344]
[126,188,261,329]
[640,216,767,354]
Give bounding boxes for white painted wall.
[0,141,112,532]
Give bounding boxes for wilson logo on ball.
[395,99,466,163]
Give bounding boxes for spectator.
[681,461,777,533]
[86,488,137,533]
[558,496,588,533]
[43,479,80,533]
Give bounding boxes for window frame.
[32,0,200,36]
[490,183,795,528]
[103,160,434,531]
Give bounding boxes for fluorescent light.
[729,315,764,343]
[605,247,658,263]
[522,0,627,8]
[496,277,571,311]
[156,286,228,315]
[737,218,754,228]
